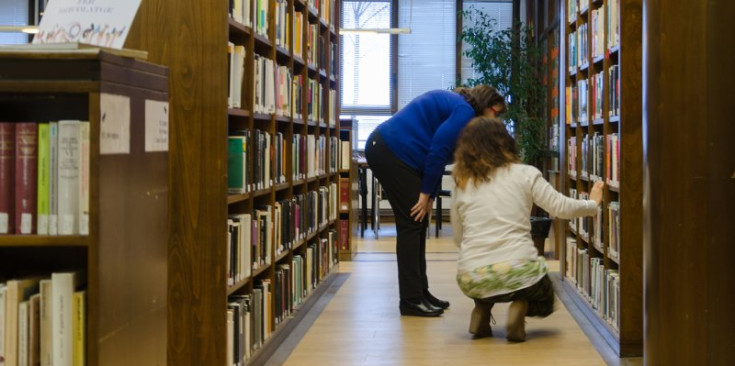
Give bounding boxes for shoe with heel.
[506,300,528,342]
[468,299,494,338]
[423,289,450,310]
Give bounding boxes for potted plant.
[459,8,552,255]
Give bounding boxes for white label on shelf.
[37,215,49,235]
[100,93,131,155]
[32,0,143,50]
[0,213,8,233]
[49,215,58,235]
[79,213,89,235]
[144,99,169,152]
[20,213,32,234]
[60,214,75,235]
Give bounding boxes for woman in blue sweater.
[365,85,506,317]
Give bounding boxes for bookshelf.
[560,0,642,357]
[128,0,341,364]
[338,118,358,261]
[0,50,169,365]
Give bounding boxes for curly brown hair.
[453,117,520,189]
[455,85,507,116]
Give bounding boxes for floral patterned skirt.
[456,258,554,317]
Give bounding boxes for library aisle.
[270,224,642,366]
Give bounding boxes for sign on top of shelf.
[32,0,143,50]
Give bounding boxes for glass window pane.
[340,114,391,151]
[0,0,30,45]
[341,1,392,109]
[460,0,513,85]
[397,0,456,109]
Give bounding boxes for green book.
[228,136,245,193]
[37,123,50,235]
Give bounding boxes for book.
[0,284,6,365]
[72,291,85,366]
[14,123,38,234]
[36,123,50,235]
[51,272,84,366]
[18,301,28,366]
[28,294,40,366]
[78,123,90,235]
[0,123,14,234]
[57,121,81,235]
[48,122,58,235]
[39,280,52,366]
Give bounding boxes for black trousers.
[365,130,429,300]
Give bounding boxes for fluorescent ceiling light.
[340,28,411,35]
[0,26,39,34]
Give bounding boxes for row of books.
[567,0,590,22]
[226,185,338,286]
[254,0,269,38]
[274,0,290,50]
[590,6,605,60]
[0,121,89,236]
[230,0,253,28]
[226,236,337,365]
[564,67,619,124]
[565,238,620,331]
[228,43,246,109]
[0,272,85,366]
[566,132,620,186]
[568,2,621,65]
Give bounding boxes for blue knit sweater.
[377,90,476,196]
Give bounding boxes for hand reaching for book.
[590,181,605,205]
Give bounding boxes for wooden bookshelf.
[560,0,642,357]
[0,50,169,366]
[338,119,358,261]
[128,0,341,364]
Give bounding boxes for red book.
[339,177,349,211]
[339,219,349,251]
[15,122,38,234]
[0,123,14,234]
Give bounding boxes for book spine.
[36,124,50,235]
[15,122,38,234]
[72,291,85,366]
[0,123,14,234]
[39,280,52,366]
[57,121,80,235]
[78,123,89,235]
[48,122,58,235]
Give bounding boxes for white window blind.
[460,0,513,84]
[0,0,30,45]
[397,0,456,109]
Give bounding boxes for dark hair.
[452,116,520,189]
[455,85,507,116]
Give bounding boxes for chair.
[434,170,453,238]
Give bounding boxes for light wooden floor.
[278,224,638,366]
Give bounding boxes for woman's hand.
[590,180,605,205]
[410,193,432,222]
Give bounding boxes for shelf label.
[100,93,130,155]
[33,0,143,49]
[145,99,169,152]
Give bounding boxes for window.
[397,0,456,109]
[341,1,392,113]
[0,0,31,45]
[460,0,513,84]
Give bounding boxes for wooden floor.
[274,224,642,366]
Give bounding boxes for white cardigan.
[451,164,597,274]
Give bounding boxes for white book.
[78,122,90,235]
[226,310,234,366]
[18,302,28,366]
[51,272,82,366]
[228,42,236,108]
[57,121,81,235]
[233,45,246,109]
[48,122,59,236]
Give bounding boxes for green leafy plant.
[459,8,546,166]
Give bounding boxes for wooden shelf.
[228,192,251,204]
[593,118,605,125]
[228,18,252,37]
[228,108,251,118]
[0,235,89,247]
[254,33,273,49]
[253,112,272,121]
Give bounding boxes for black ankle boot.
[424,290,450,310]
[399,297,443,317]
